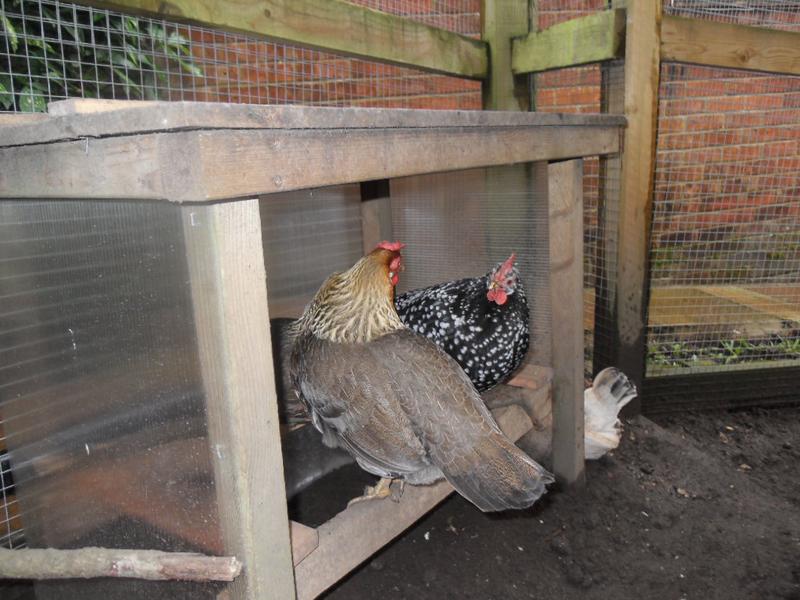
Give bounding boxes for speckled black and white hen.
[395,253,529,392]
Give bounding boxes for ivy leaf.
[177,57,203,77]
[1,13,19,52]
[0,74,14,109]
[18,86,47,112]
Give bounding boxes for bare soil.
[292,407,800,600]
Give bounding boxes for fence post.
[607,0,662,411]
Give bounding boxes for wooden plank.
[294,404,533,600]
[0,125,621,202]
[182,201,295,600]
[290,521,319,567]
[75,0,488,79]
[642,366,800,415]
[661,15,800,76]
[506,363,552,393]
[612,0,662,412]
[548,159,585,486]
[512,9,626,74]
[699,286,800,324]
[0,101,627,149]
[593,60,624,376]
[481,0,530,110]
[359,180,392,255]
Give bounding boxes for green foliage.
[648,330,800,372]
[0,0,203,111]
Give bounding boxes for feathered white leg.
[584,368,637,460]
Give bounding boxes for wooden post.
[610,0,662,411]
[182,201,295,600]
[549,159,586,485]
[481,0,530,111]
[360,179,392,254]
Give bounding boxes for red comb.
[376,241,405,252]
[494,252,517,279]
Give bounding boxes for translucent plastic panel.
[0,199,225,598]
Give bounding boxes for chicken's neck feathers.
[294,257,405,344]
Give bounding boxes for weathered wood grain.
[0,124,621,202]
[613,0,662,411]
[481,0,530,110]
[548,159,586,485]
[0,100,626,149]
[661,14,800,76]
[0,547,241,582]
[513,9,626,74]
[182,201,295,600]
[290,521,319,567]
[74,0,488,78]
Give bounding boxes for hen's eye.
[506,279,513,286]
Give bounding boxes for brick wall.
[183,1,482,109]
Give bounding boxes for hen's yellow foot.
[347,477,395,506]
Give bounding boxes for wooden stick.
[0,547,242,582]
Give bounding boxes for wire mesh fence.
[0,0,481,113]
[648,0,800,376]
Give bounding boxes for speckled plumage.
[395,263,529,392]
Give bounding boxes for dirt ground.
[291,407,800,600]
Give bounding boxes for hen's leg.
[347,477,394,506]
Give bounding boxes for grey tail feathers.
[443,432,554,513]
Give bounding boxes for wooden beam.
[74,0,488,79]
[548,159,585,485]
[0,123,622,203]
[512,9,626,74]
[642,366,800,415]
[481,0,530,110]
[182,201,295,600]
[612,0,662,412]
[290,521,319,567]
[293,405,533,600]
[698,286,800,324]
[661,14,800,76]
[0,101,626,149]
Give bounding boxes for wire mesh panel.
[0,200,231,598]
[648,1,800,378]
[648,62,800,376]
[0,0,481,112]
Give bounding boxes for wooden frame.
[0,100,623,598]
[75,0,488,79]
[512,9,626,75]
[661,15,800,76]
[548,159,586,484]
